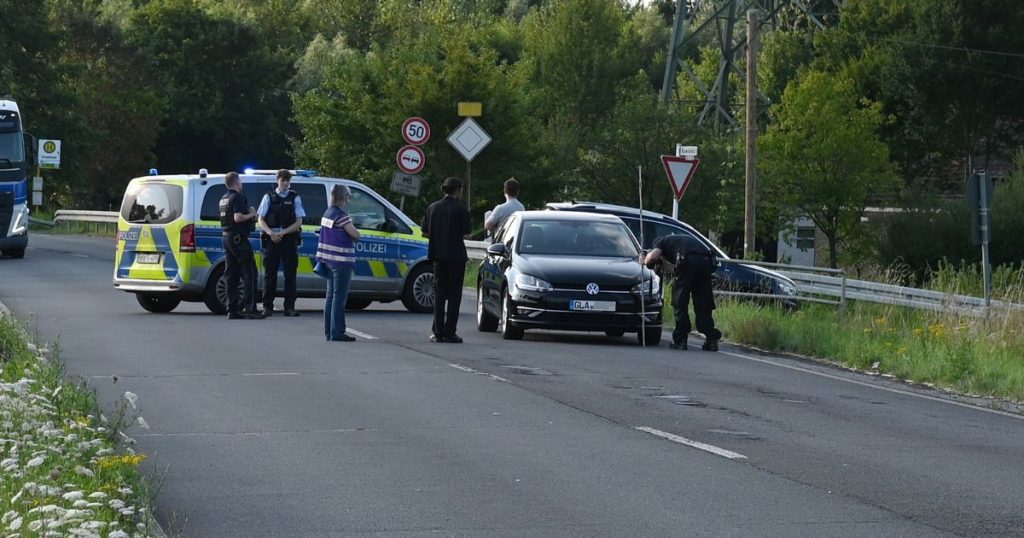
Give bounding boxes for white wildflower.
[95,448,113,456]
[51,386,62,399]
[117,431,135,444]
[62,491,84,501]
[108,531,130,538]
[87,492,106,500]
[61,509,91,520]
[72,500,89,508]
[85,503,102,509]
[26,456,44,467]
[108,499,125,510]
[7,517,21,531]
[117,486,132,495]
[121,392,137,410]
[136,417,149,430]
[28,520,42,532]
[74,466,94,477]
[28,505,64,516]
[26,343,37,353]
[118,506,134,516]
[1,511,15,524]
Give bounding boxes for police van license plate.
[137,253,161,264]
[570,300,615,312]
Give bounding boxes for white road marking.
[70,254,89,258]
[719,349,1024,421]
[635,426,748,460]
[241,372,300,377]
[347,328,378,340]
[448,363,511,383]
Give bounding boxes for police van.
[113,170,435,314]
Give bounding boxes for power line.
[868,36,1024,60]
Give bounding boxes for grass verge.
[714,299,1024,402]
[0,313,158,536]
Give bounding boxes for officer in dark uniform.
[219,171,264,320]
[644,233,722,351]
[257,169,306,316]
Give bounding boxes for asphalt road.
[1,234,1022,537]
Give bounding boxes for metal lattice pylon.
[659,0,844,130]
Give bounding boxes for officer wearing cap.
[258,169,306,317]
[644,233,721,351]
[219,171,264,319]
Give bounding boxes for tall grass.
[713,264,1024,402]
[0,314,157,536]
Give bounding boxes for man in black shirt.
[219,171,264,320]
[644,233,721,350]
[421,177,472,343]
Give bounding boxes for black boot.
[701,339,718,352]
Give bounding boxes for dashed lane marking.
[448,363,511,383]
[347,328,379,340]
[635,426,748,460]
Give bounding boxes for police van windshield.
[120,183,184,224]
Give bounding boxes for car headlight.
[775,279,797,296]
[633,273,661,296]
[11,206,28,236]
[515,273,553,292]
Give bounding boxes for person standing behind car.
[644,233,722,351]
[316,184,360,342]
[258,169,306,317]
[219,171,264,320]
[422,177,472,344]
[484,177,524,235]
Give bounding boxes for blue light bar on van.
[149,168,158,175]
[244,168,255,175]
[294,169,316,177]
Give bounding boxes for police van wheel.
[136,293,181,313]
[204,265,229,314]
[346,298,373,311]
[402,265,435,313]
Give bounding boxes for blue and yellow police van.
[113,170,435,314]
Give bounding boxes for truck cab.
[0,98,31,258]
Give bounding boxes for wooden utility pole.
[743,9,760,259]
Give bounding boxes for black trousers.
[223,233,258,314]
[262,234,299,311]
[671,259,722,344]
[432,259,467,338]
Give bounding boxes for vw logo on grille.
[586,283,600,295]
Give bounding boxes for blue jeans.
[323,264,353,340]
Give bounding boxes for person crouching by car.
[315,184,360,342]
[643,233,722,351]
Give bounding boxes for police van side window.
[291,183,327,225]
[200,185,228,221]
[121,183,184,224]
[348,188,409,233]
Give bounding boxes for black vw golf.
[476,211,663,346]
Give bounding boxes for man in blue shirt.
[257,169,306,316]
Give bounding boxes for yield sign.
[661,156,700,200]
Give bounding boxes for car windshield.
[519,219,639,257]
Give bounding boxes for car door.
[290,181,329,295]
[346,186,411,294]
[481,215,518,315]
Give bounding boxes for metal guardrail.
[50,209,118,234]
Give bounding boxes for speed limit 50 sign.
[402,117,430,146]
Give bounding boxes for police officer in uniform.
[258,169,306,316]
[219,171,264,320]
[644,233,722,351]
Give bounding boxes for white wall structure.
[778,216,816,266]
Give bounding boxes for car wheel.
[136,293,181,313]
[637,325,662,347]
[476,286,498,332]
[203,265,246,315]
[346,298,373,310]
[499,287,524,340]
[401,264,435,313]
[605,330,624,338]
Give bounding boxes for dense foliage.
[2,0,1022,272]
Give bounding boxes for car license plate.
[570,300,615,312]
[136,253,161,264]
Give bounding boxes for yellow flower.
[913,327,924,336]
[863,328,872,334]
[897,346,908,355]
[875,317,888,325]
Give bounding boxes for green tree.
[126,0,295,173]
[760,71,898,268]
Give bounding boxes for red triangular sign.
[661,156,700,200]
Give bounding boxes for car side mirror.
[24,132,38,165]
[486,242,507,257]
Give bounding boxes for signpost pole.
[466,161,472,211]
[400,196,405,212]
[979,171,992,313]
